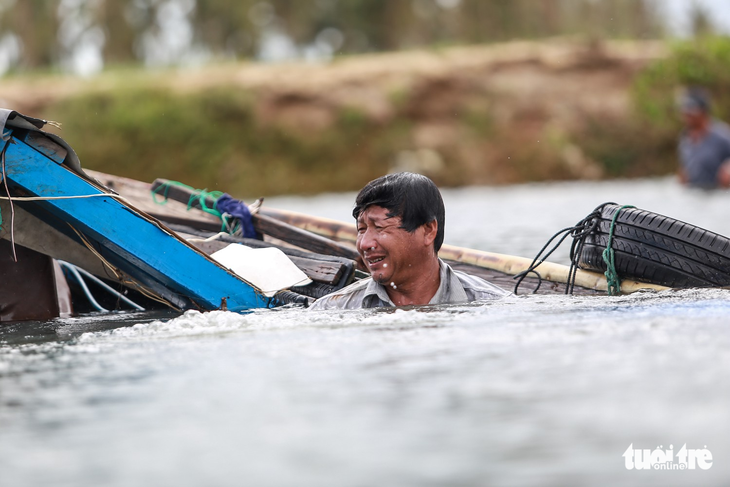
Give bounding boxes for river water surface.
[1,177,729,487]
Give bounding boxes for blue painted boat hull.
[1,128,271,313]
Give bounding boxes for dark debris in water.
[0,310,181,346]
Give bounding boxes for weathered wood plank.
[150,178,360,260]
[252,213,359,260]
[88,170,222,229]
[22,131,68,164]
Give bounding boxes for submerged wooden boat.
[0,109,696,323]
[0,110,277,321]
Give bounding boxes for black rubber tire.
[577,204,730,288]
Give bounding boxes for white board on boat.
[211,244,312,297]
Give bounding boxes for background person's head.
[678,86,711,130]
[353,172,445,252]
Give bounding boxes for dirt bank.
[0,39,671,196]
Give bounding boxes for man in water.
[677,87,730,189]
[309,172,509,310]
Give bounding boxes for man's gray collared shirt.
[679,120,730,188]
[309,259,509,310]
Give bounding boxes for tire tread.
[577,205,730,288]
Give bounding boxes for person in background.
[309,172,509,310]
[677,87,730,189]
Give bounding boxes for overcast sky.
[662,0,730,35]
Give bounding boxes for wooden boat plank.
[0,200,113,277]
[447,261,603,296]
[253,213,359,260]
[149,178,360,260]
[87,170,222,229]
[0,239,63,321]
[20,130,68,164]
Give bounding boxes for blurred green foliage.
[45,86,400,198]
[633,36,730,128]
[576,115,677,178]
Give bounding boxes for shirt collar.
[362,278,395,307]
[429,259,468,304]
[361,259,467,307]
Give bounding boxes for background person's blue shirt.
[679,120,730,188]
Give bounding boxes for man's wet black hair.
[352,172,445,252]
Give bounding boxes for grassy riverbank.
[3,38,724,199]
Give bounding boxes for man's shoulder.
[710,120,730,142]
[449,265,511,299]
[328,277,372,296]
[308,278,373,310]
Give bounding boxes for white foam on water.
[59,287,730,347]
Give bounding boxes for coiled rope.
[152,180,239,235]
[513,202,629,296]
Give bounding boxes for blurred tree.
[689,2,714,38]
[192,0,259,58]
[0,0,668,74]
[9,0,60,69]
[98,0,140,65]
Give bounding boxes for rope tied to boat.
[151,180,258,238]
[513,202,629,296]
[602,204,635,296]
[152,180,223,216]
